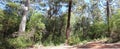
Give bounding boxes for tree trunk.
[106,0,110,36]
[66,0,72,45]
[19,0,30,33]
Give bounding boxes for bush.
[69,36,80,45]
[8,36,33,48]
[109,9,120,42]
[89,21,107,39]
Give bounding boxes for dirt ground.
[27,42,120,49]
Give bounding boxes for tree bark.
[106,0,110,36]
[66,0,72,45]
[19,0,30,33]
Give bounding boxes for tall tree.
[106,0,110,35]
[19,0,30,33]
[66,0,72,44]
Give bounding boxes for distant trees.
[0,0,120,48]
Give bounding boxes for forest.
[0,0,120,49]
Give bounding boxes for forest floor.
[27,41,120,49]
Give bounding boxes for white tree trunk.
[19,11,27,32]
[19,0,29,33]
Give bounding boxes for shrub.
[8,36,33,48]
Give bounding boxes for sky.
[0,0,6,9]
[0,0,90,11]
[85,0,89,3]
[0,0,97,11]
[0,0,119,16]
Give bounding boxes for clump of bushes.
[8,36,33,48]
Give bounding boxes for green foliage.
[7,2,20,9]
[8,36,33,48]
[0,4,21,37]
[27,12,45,30]
[110,10,120,31]
[27,11,45,44]
[41,16,67,46]
[0,36,14,49]
[0,9,4,31]
[70,15,107,45]
[69,36,80,45]
[109,9,120,42]
[89,21,107,38]
[0,2,22,49]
